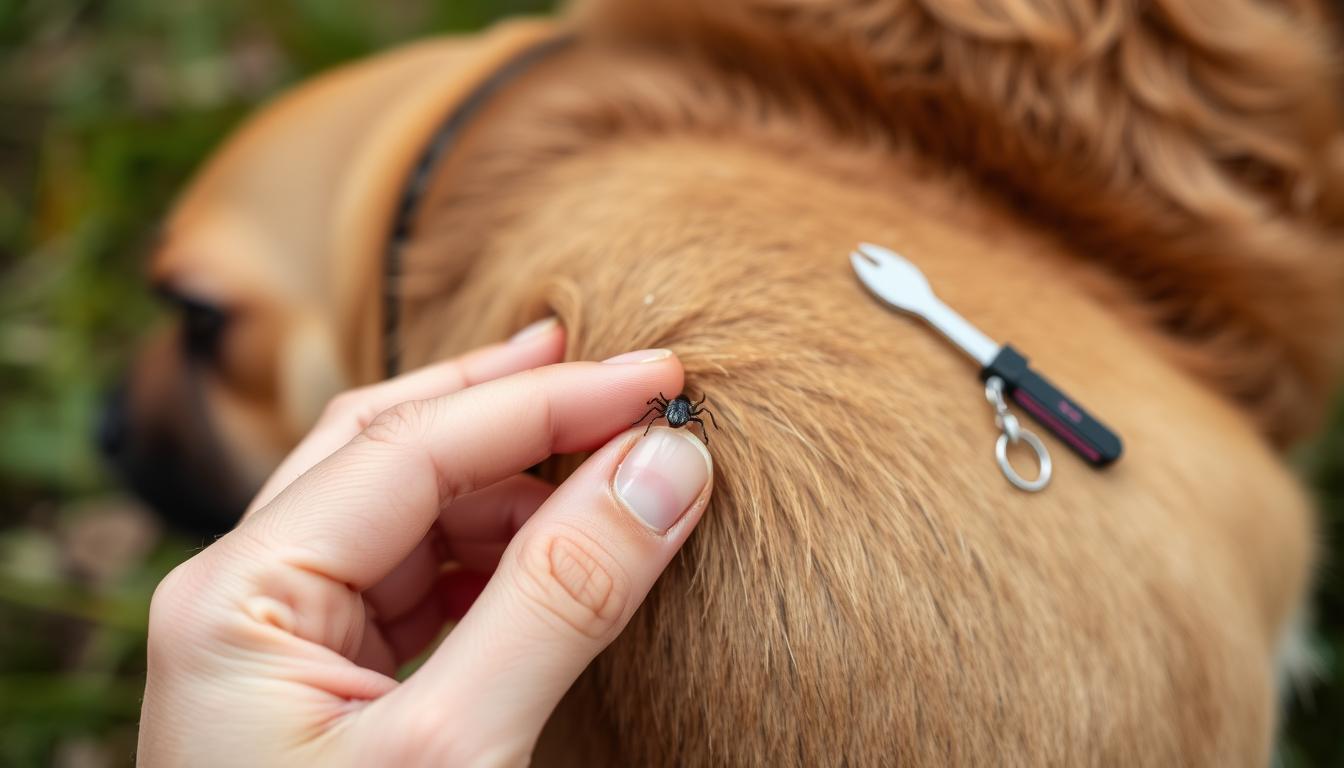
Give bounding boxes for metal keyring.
[995,429,1052,492]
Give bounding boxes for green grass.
[0,1,1341,765]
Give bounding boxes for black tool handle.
[980,345,1122,467]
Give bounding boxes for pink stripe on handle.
[1012,389,1102,463]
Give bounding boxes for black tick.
[632,393,720,444]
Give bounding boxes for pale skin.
[137,318,715,766]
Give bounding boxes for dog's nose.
[96,383,129,458]
[93,375,253,535]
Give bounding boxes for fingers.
[438,474,556,570]
[374,568,491,664]
[367,426,714,759]
[362,474,555,624]
[231,349,683,592]
[361,474,555,667]
[245,317,564,516]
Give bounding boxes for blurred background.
[0,0,1340,765]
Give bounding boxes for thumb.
[362,426,713,763]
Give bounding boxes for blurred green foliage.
[0,0,1340,766]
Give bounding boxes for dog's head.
[100,23,556,532]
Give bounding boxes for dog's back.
[387,1,1343,760]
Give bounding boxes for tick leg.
[643,415,666,436]
[688,417,709,444]
[694,407,720,429]
[631,406,660,427]
[693,394,707,408]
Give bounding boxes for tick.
[633,393,720,444]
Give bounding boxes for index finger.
[231,349,682,590]
[245,318,565,516]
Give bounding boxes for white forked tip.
[850,251,879,280]
[857,242,899,264]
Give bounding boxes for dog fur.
[115,0,1344,763]
[390,1,1343,763]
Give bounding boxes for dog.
[104,0,1344,763]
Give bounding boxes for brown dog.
[107,0,1344,764]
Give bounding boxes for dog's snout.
[94,370,254,535]
[95,383,130,458]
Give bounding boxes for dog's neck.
[380,30,572,379]
[322,20,564,381]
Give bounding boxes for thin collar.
[381,31,573,378]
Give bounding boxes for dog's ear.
[577,0,1344,444]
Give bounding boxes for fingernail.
[614,428,712,533]
[601,348,672,364]
[509,317,558,344]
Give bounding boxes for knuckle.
[362,399,430,446]
[149,560,196,620]
[359,399,453,503]
[146,559,211,658]
[512,528,630,641]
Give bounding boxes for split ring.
[995,428,1052,492]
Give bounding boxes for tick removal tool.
[850,242,1123,492]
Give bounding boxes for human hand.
[137,319,715,766]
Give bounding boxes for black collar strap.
[382,32,573,378]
